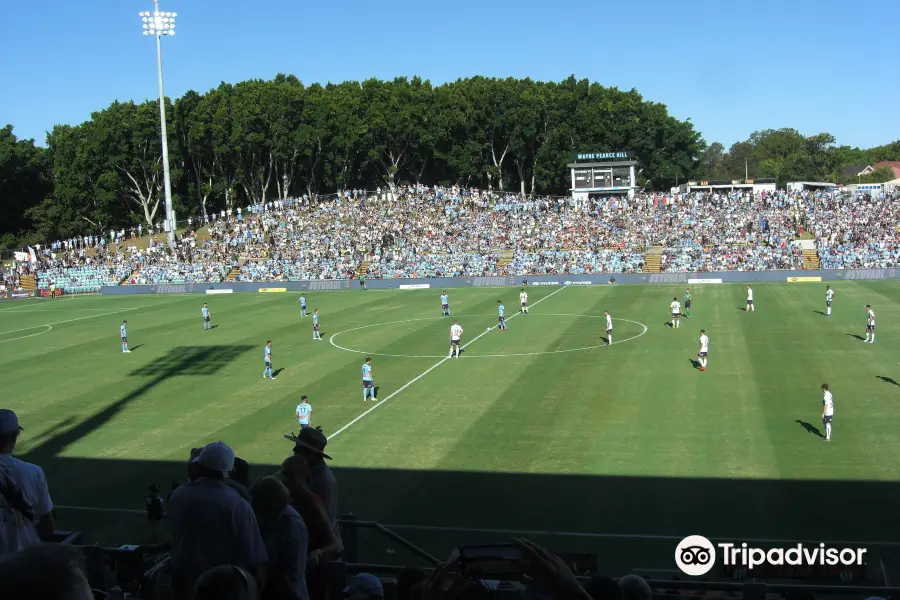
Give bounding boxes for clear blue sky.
[3,0,898,150]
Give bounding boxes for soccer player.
[497,300,507,331]
[821,383,834,442]
[745,285,755,312]
[120,320,131,353]
[825,286,834,317]
[684,288,692,318]
[670,297,681,329]
[698,329,709,371]
[201,303,212,330]
[449,320,464,358]
[262,341,276,380]
[520,289,529,314]
[312,309,321,340]
[865,305,875,343]
[298,294,308,317]
[605,311,613,345]
[440,290,450,317]
[362,358,376,401]
[296,395,312,429]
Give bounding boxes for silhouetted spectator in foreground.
[344,573,383,600]
[251,476,309,600]
[0,409,55,556]
[193,564,260,600]
[618,575,651,600]
[168,442,267,600]
[146,484,164,544]
[0,543,94,600]
[288,427,339,543]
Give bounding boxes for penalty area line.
[327,285,568,441]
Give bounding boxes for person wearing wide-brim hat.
[284,427,339,542]
[286,427,331,460]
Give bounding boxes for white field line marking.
[327,286,568,440]
[0,307,125,314]
[0,308,137,336]
[0,296,107,312]
[50,505,900,547]
[330,315,647,358]
[0,325,53,343]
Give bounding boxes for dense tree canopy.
[1,75,897,248]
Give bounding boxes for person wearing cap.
[344,573,384,600]
[167,442,268,600]
[288,427,339,543]
[0,409,55,556]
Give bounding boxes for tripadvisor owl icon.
[675,535,716,576]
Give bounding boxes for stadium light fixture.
[138,1,177,248]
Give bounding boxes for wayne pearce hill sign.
[575,151,633,161]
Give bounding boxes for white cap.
[191,442,235,476]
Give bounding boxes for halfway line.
[328,286,567,441]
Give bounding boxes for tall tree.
[0,126,49,248]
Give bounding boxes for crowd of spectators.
[2,406,744,600]
[11,186,900,291]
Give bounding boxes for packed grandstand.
[3,184,900,600]
[3,185,899,295]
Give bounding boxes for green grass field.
[2,282,900,575]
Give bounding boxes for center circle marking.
[329,314,647,359]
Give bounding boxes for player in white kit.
[698,329,709,371]
[821,384,834,441]
[825,286,834,317]
[448,321,463,358]
[865,305,875,343]
[605,311,613,344]
[745,285,755,312]
[519,289,529,314]
[670,298,681,329]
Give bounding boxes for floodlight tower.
[139,2,177,248]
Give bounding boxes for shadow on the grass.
[23,345,254,465]
[17,342,900,570]
[795,419,825,438]
[26,455,900,550]
[876,375,900,387]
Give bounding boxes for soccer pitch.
[2,282,900,572]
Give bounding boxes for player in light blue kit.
[312,309,322,340]
[201,303,212,330]
[298,294,308,317]
[440,290,450,317]
[362,357,376,401]
[496,300,507,331]
[262,340,276,380]
[296,395,312,429]
[120,320,131,353]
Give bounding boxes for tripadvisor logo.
[675,535,716,576]
[675,535,867,576]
